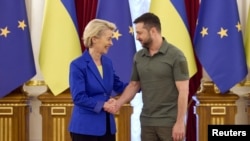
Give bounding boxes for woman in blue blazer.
[68,19,127,141]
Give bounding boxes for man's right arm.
[107,81,140,114]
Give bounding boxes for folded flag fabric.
[96,0,136,84]
[194,0,247,93]
[150,0,197,77]
[0,0,36,98]
[39,0,82,96]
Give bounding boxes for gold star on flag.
[235,22,241,32]
[18,20,27,30]
[129,26,134,35]
[200,27,208,37]
[217,27,228,38]
[113,30,122,40]
[0,26,10,37]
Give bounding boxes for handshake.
[103,98,121,114]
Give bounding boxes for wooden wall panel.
[0,88,29,141]
[193,81,239,141]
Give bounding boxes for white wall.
[24,0,250,141]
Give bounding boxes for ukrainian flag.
[150,0,197,77]
[39,0,82,96]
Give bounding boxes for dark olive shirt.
[131,38,189,127]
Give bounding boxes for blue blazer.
[68,50,127,136]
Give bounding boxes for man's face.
[135,23,152,48]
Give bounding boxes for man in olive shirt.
[105,12,189,141]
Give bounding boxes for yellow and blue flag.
[39,0,82,96]
[245,5,250,68]
[0,0,36,98]
[96,0,136,84]
[194,0,247,93]
[150,0,197,77]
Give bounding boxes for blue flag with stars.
[194,0,247,93]
[96,0,136,85]
[0,0,36,98]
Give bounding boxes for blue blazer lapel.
[83,51,108,93]
[102,57,112,91]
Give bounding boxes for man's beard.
[141,37,152,49]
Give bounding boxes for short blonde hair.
[83,19,116,47]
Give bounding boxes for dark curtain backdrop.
[75,0,98,52]
[184,1,202,141]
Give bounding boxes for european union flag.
[0,0,36,98]
[96,0,136,84]
[194,0,247,93]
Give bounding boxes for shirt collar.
[142,37,168,56]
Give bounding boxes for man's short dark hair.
[133,12,161,32]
